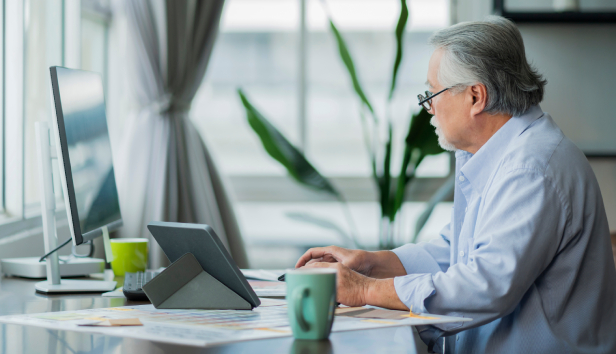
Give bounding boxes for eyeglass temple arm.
[417,87,450,106]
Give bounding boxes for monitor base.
[34,279,117,293]
[1,257,105,279]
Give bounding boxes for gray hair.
[429,16,547,117]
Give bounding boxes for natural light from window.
[191,0,451,178]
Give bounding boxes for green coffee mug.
[110,238,148,276]
[286,268,337,340]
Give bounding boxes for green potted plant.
[238,0,453,249]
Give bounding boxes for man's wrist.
[367,251,407,279]
[360,250,377,276]
[362,276,378,305]
[362,277,408,310]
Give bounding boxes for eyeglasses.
[417,87,449,112]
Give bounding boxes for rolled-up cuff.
[392,244,443,275]
[393,273,435,314]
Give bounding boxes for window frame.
[0,0,112,246]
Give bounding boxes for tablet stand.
[142,252,252,310]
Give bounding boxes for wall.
[518,24,616,154]
[519,24,616,228]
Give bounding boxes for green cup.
[110,238,148,276]
[286,268,337,340]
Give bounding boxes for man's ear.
[469,84,487,116]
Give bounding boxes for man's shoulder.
[500,113,587,179]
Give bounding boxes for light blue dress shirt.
[392,105,616,353]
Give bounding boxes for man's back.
[453,108,616,353]
[393,106,616,353]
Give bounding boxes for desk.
[0,276,428,354]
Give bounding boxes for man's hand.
[302,262,408,310]
[302,261,374,307]
[295,246,408,279]
[295,246,374,276]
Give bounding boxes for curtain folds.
[117,0,248,268]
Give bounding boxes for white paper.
[249,281,286,297]
[0,301,471,347]
[253,288,286,297]
[101,287,125,298]
[241,269,285,282]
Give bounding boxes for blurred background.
[0,0,615,270]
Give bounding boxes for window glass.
[24,0,110,215]
[24,0,64,210]
[0,1,4,213]
[307,0,449,176]
[191,0,299,176]
[81,15,107,78]
[191,0,450,177]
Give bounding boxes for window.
[81,1,110,91]
[191,0,450,178]
[23,0,64,215]
[190,0,453,261]
[0,0,451,262]
[0,0,111,254]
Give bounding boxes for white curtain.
[116,0,249,268]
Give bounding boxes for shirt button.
[457,335,460,341]
[460,251,465,257]
[459,175,465,182]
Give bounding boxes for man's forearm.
[363,278,409,311]
[367,251,408,279]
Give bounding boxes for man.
[296,16,616,353]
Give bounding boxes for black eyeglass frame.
[417,87,449,111]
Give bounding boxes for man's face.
[426,49,473,152]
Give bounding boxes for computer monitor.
[49,66,122,246]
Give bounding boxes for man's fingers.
[295,248,325,268]
[306,258,323,265]
[295,246,340,268]
[321,254,338,263]
[303,262,337,269]
[306,255,337,265]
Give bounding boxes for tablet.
[147,221,261,309]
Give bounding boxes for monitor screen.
[50,67,122,244]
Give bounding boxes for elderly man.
[296,16,616,353]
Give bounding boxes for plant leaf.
[412,175,455,242]
[238,89,340,198]
[388,0,409,100]
[391,108,445,217]
[328,20,377,122]
[392,146,417,217]
[378,123,394,219]
[405,108,442,155]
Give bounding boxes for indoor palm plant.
[238,0,452,249]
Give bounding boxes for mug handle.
[293,286,311,332]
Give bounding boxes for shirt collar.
[458,105,544,196]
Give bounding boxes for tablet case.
[142,252,252,310]
[146,222,260,309]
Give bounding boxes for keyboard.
[123,270,162,301]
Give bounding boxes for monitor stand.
[1,256,105,278]
[33,122,116,294]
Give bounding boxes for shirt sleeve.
[393,168,568,334]
[392,222,452,275]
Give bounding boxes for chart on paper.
[0,299,471,347]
